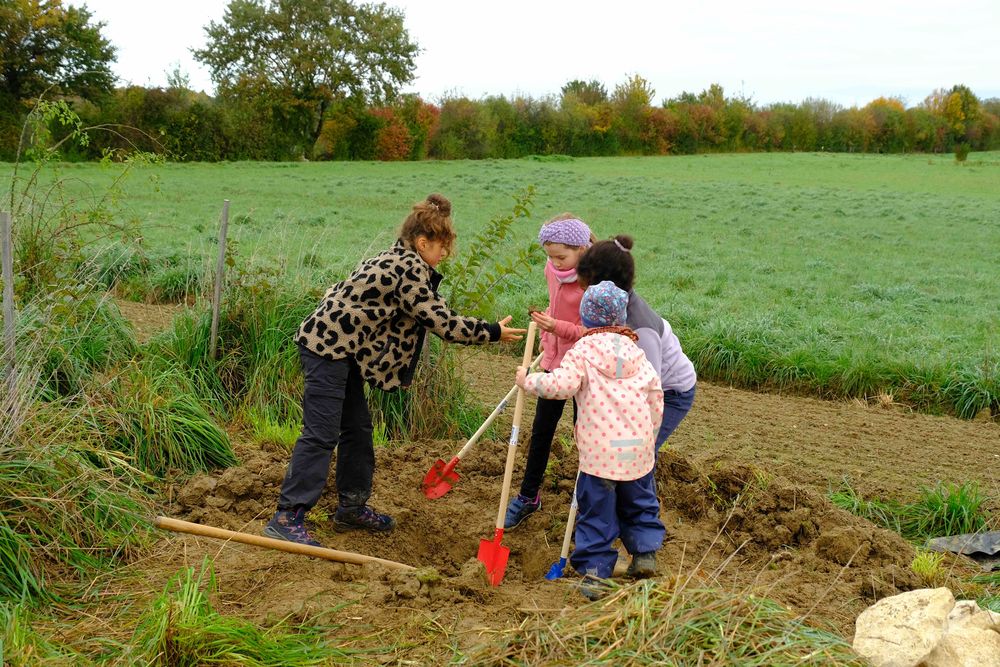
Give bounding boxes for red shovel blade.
[422,457,460,499]
[477,528,510,586]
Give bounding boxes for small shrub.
[97,363,237,476]
[18,290,137,400]
[82,241,150,288]
[954,142,971,162]
[147,257,205,303]
[367,189,542,442]
[910,549,946,587]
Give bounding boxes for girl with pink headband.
[504,213,595,530]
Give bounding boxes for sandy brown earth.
[114,299,185,343]
[110,309,999,662]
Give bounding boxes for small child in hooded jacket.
[516,281,666,583]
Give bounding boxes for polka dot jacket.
[521,331,664,481]
[296,240,500,391]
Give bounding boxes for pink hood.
[522,332,664,481]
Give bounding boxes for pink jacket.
[522,331,664,481]
[539,260,585,371]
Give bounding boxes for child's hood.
[579,332,648,380]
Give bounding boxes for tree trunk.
[310,98,331,152]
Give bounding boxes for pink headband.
[538,219,592,248]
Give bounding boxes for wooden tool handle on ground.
[493,322,538,530]
[154,516,415,571]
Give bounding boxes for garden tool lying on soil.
[545,480,579,580]
[477,321,537,586]
[154,516,414,571]
[422,352,543,499]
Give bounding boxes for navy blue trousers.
[571,470,665,578]
[655,385,696,451]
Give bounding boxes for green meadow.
[11,151,1000,415]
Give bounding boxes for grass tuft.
[95,363,237,476]
[830,479,991,543]
[460,578,864,665]
[0,601,74,664]
[129,561,356,666]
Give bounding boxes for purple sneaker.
[263,508,321,546]
[333,505,395,533]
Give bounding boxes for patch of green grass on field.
[7,152,999,415]
[830,479,991,543]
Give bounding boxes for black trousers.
[277,345,374,512]
[518,392,577,499]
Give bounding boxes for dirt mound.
[654,449,919,626]
[166,438,918,639]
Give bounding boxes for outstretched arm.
[396,270,502,343]
[517,347,586,400]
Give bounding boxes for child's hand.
[515,366,527,388]
[498,316,527,342]
[530,311,557,333]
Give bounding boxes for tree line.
[2,0,997,162]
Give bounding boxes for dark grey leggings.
[277,345,374,512]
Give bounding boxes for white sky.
[83,0,1000,108]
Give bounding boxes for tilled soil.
[137,344,998,661]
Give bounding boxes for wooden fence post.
[1,210,15,396]
[209,200,230,361]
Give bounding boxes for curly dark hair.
[576,234,635,291]
[399,193,456,254]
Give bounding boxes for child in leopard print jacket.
[266,194,525,546]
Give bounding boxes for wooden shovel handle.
[454,352,542,461]
[493,321,538,530]
[559,487,579,560]
[154,516,415,571]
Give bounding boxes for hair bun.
[426,193,451,216]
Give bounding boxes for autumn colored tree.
[560,79,608,107]
[611,74,655,153]
[194,0,418,152]
[865,97,906,152]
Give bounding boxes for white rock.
[925,622,1000,666]
[948,599,1000,632]
[853,588,955,667]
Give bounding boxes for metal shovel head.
[421,458,459,499]
[545,557,568,581]
[477,537,511,586]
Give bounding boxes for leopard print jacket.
[296,240,500,390]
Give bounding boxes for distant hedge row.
[3,80,996,161]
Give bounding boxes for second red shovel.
[477,321,537,586]
[422,353,542,499]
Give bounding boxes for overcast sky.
[82,0,999,108]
